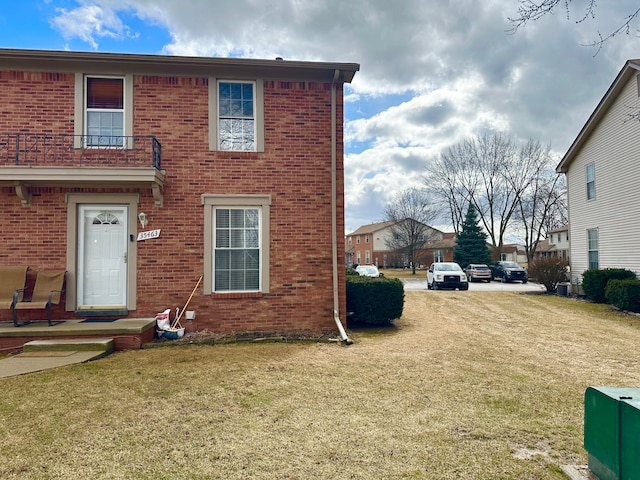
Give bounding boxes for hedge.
[346,276,404,326]
[605,279,640,313]
[582,268,637,303]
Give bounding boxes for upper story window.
[356,236,361,244]
[86,77,124,147]
[209,78,264,152]
[586,163,596,200]
[218,81,255,151]
[347,237,352,245]
[365,234,369,244]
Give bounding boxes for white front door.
[77,205,128,309]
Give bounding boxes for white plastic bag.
[156,309,171,330]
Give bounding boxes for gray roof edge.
[557,59,640,173]
[0,48,360,83]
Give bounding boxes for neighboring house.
[499,244,527,265]
[534,226,570,262]
[426,232,456,264]
[345,220,454,267]
[0,48,359,335]
[556,59,640,283]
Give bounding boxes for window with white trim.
[365,250,371,264]
[86,76,124,147]
[214,208,260,291]
[586,163,596,200]
[218,81,255,151]
[202,194,270,294]
[434,250,444,262]
[587,228,599,270]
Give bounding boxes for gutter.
[331,69,353,345]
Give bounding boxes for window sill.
[211,292,263,299]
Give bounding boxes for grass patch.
[2,292,639,478]
[380,268,426,279]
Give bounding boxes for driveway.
[401,277,546,292]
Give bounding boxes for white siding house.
[557,60,640,283]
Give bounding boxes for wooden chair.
[0,266,29,316]
[12,270,66,327]
[0,266,28,312]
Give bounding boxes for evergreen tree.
[454,204,491,267]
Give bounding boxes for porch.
[0,317,156,354]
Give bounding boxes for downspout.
[331,69,353,345]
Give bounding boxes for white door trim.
[65,193,139,312]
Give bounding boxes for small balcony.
[0,133,165,207]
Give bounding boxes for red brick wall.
[0,70,347,336]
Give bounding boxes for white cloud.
[50,2,135,49]
[47,0,640,232]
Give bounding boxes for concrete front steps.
[0,338,114,378]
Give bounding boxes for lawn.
[2,291,639,479]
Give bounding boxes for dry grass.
[381,268,426,279]
[2,291,640,479]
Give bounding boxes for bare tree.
[508,141,567,263]
[383,188,440,274]
[426,133,519,259]
[425,134,567,261]
[508,1,640,54]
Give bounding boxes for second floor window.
[86,77,124,147]
[586,163,596,200]
[218,81,255,151]
[365,234,369,243]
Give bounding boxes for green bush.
[582,268,637,303]
[346,276,404,326]
[605,279,640,312]
[528,257,568,293]
[346,267,359,277]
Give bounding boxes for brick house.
[345,220,455,268]
[0,48,359,337]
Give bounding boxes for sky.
[2,0,640,235]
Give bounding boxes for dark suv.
[491,261,528,283]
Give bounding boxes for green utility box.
[584,386,640,480]
[620,398,640,480]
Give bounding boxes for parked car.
[355,265,383,278]
[427,262,468,290]
[465,264,492,282]
[491,261,528,283]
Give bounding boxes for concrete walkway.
[0,350,106,378]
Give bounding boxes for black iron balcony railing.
[0,134,162,169]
